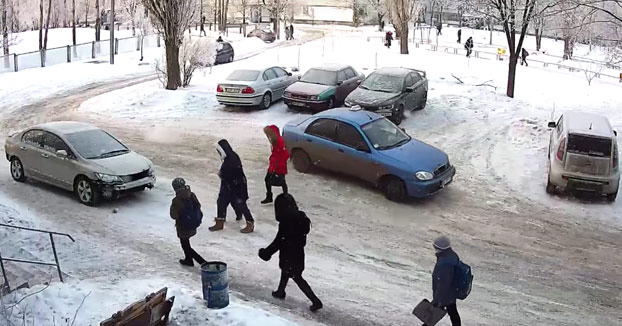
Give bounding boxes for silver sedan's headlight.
[415,171,433,181]
[148,166,155,176]
[378,104,394,111]
[95,173,123,183]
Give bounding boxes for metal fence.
[0,34,162,74]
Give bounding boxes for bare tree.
[581,61,604,85]
[43,0,52,49]
[263,0,288,37]
[39,0,43,49]
[142,0,197,90]
[121,0,140,36]
[368,0,387,30]
[470,0,560,98]
[1,0,10,56]
[83,0,91,26]
[387,0,422,54]
[95,0,101,41]
[72,0,76,45]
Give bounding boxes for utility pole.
[110,0,114,64]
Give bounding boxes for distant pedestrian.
[422,236,467,326]
[457,29,462,44]
[170,178,206,267]
[385,31,393,48]
[436,23,442,36]
[521,48,529,66]
[217,35,223,42]
[465,37,474,58]
[200,16,207,36]
[258,193,323,312]
[285,26,291,40]
[380,20,385,31]
[261,125,289,204]
[290,24,294,40]
[210,140,255,233]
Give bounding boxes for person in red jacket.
[262,125,290,204]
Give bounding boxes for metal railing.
[0,33,162,74]
[0,223,75,293]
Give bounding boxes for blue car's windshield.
[361,118,410,150]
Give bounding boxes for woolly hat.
[171,178,186,192]
[433,235,451,250]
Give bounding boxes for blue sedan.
[282,107,456,201]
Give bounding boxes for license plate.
[225,88,239,93]
[441,176,453,187]
[379,112,392,117]
[290,101,305,106]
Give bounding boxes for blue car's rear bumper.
[405,166,456,198]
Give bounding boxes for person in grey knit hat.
[423,235,462,326]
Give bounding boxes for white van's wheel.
[545,178,556,194]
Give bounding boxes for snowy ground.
[1,27,622,326]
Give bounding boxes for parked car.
[282,107,455,201]
[247,28,276,43]
[215,41,235,64]
[216,67,301,109]
[345,67,428,125]
[4,121,156,206]
[283,64,364,112]
[546,112,619,201]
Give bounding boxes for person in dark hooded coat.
[261,125,289,204]
[170,178,207,267]
[422,235,462,326]
[209,139,255,233]
[465,37,474,58]
[258,193,323,312]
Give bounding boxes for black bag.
[412,299,447,326]
[268,173,286,187]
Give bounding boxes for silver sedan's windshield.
[65,129,129,159]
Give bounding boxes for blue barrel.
[201,261,229,308]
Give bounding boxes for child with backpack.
[420,235,472,326]
[170,178,206,267]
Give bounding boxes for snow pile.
[2,278,298,326]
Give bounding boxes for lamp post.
[110,0,115,64]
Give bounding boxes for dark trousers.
[265,173,288,197]
[521,57,528,66]
[180,238,206,265]
[217,183,254,222]
[457,35,461,43]
[277,270,321,304]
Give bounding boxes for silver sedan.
[216,67,301,109]
[4,121,156,206]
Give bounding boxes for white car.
[216,67,300,109]
[5,121,156,206]
[547,112,619,201]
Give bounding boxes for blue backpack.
[180,198,202,229]
[454,260,473,300]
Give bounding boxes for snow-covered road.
[1,32,622,326]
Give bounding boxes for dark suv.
[215,42,235,64]
[345,67,428,125]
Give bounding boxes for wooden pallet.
[100,287,175,326]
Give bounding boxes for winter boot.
[208,219,225,231]
[272,290,286,299]
[240,221,254,233]
[310,300,323,312]
[179,258,194,267]
[261,194,273,204]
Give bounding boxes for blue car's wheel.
[292,149,312,173]
[383,176,406,202]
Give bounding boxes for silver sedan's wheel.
[10,157,26,182]
[259,93,272,110]
[75,177,100,206]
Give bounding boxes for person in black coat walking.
[209,139,255,233]
[423,236,462,326]
[457,29,462,44]
[258,193,323,312]
[465,37,474,58]
[521,48,529,66]
[289,24,294,40]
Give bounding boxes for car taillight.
[217,85,224,92]
[241,87,255,94]
[556,138,566,161]
[614,146,618,169]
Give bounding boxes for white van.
[547,112,619,201]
